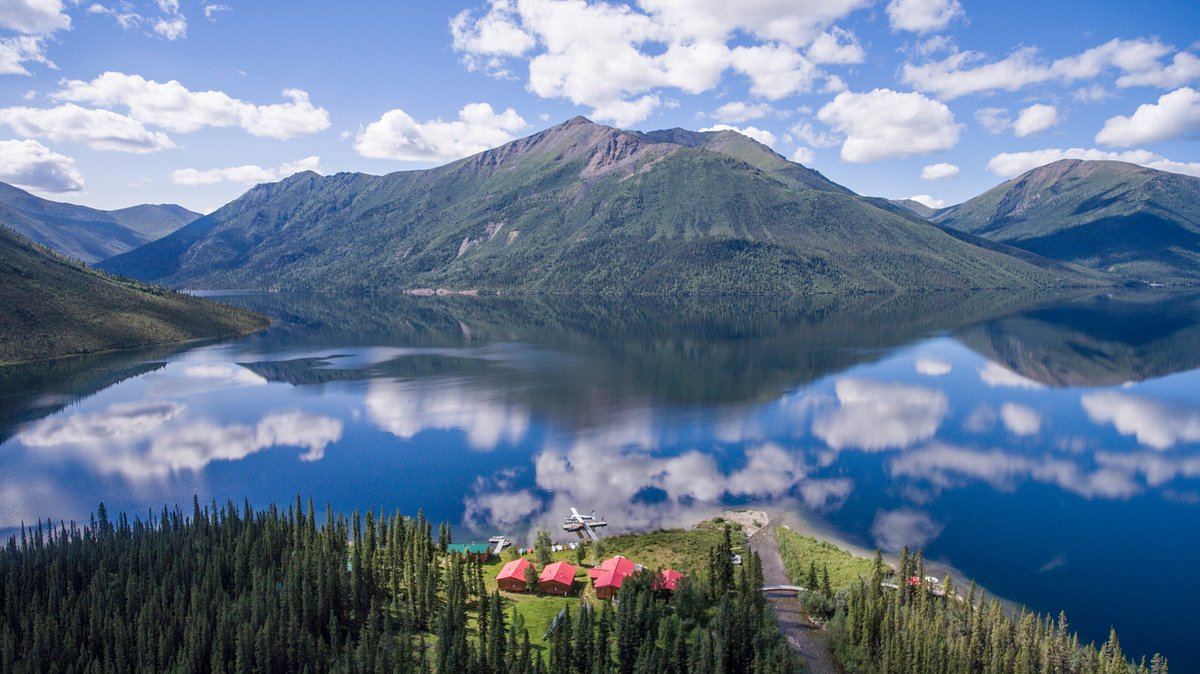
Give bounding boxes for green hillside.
[102,117,1100,294]
[936,159,1200,282]
[0,224,267,365]
[0,181,199,263]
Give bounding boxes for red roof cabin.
[652,569,685,594]
[591,555,637,600]
[496,559,535,592]
[537,561,577,596]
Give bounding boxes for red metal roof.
[588,555,636,581]
[539,561,577,586]
[497,558,533,582]
[653,569,684,592]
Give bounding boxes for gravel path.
[748,523,841,674]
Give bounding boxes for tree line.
[0,498,800,673]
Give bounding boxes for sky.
[0,0,1198,214]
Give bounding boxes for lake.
[2,290,1198,668]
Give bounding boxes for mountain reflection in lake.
[1,290,1198,668]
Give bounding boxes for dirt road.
[747,523,840,674]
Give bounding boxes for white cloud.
[790,146,814,164]
[1073,84,1112,103]
[789,120,839,148]
[885,0,964,34]
[920,162,959,180]
[699,123,776,147]
[89,0,187,40]
[1095,87,1200,147]
[915,355,952,376]
[1082,391,1200,450]
[907,194,944,209]
[364,377,531,451]
[987,147,1200,179]
[978,362,1045,389]
[975,106,1010,134]
[711,100,774,123]
[817,88,961,162]
[807,26,864,64]
[0,0,71,34]
[203,4,230,20]
[1012,103,1060,137]
[355,102,527,162]
[171,156,321,186]
[812,378,949,451]
[731,44,821,100]
[871,508,943,552]
[450,0,870,125]
[903,38,1198,100]
[0,103,175,152]
[0,35,55,76]
[54,72,331,140]
[1000,402,1042,436]
[0,138,83,191]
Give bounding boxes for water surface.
[1,291,1197,668]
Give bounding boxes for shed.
[446,543,492,561]
[537,561,577,596]
[496,558,535,592]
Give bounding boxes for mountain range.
[934,159,1200,282]
[0,181,199,264]
[0,225,266,365]
[99,117,1098,294]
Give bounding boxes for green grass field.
[776,525,877,592]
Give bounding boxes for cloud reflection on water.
[812,378,949,451]
[365,378,530,451]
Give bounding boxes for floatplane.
[562,507,608,542]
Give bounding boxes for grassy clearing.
[776,525,876,592]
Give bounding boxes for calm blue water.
[1,291,1198,668]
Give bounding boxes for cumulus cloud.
[789,120,839,148]
[54,72,331,140]
[871,508,943,552]
[885,0,964,34]
[172,156,320,186]
[907,194,944,209]
[817,88,961,162]
[0,138,83,191]
[903,38,1199,100]
[0,0,70,34]
[978,362,1045,389]
[987,147,1200,179]
[1082,391,1200,450]
[0,103,175,152]
[807,26,865,64]
[1012,103,1060,137]
[699,123,776,146]
[812,378,949,451]
[1000,402,1042,436]
[0,35,55,76]
[790,146,814,164]
[975,106,1010,134]
[355,102,527,162]
[1096,87,1200,147]
[920,162,959,180]
[450,0,871,125]
[915,356,952,376]
[711,100,774,123]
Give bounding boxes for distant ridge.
[0,181,199,263]
[102,117,1101,294]
[936,159,1200,283]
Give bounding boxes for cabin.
[446,543,492,562]
[652,569,684,594]
[496,558,535,592]
[537,561,577,596]
[590,555,637,600]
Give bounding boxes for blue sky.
[0,0,1197,213]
